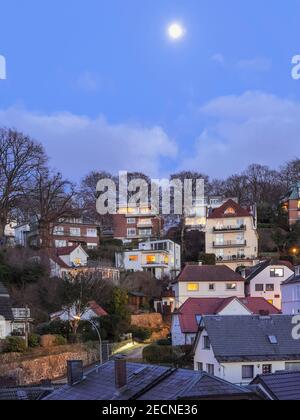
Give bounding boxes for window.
[70,228,81,237]
[55,240,67,248]
[262,365,272,375]
[203,336,211,350]
[242,365,254,380]
[127,218,136,225]
[139,228,152,237]
[74,258,82,266]
[224,207,236,215]
[226,283,237,291]
[208,283,215,291]
[195,315,202,325]
[53,226,64,236]
[146,255,156,264]
[215,234,224,245]
[255,284,264,292]
[127,228,136,237]
[206,364,215,376]
[187,283,199,292]
[86,228,97,237]
[129,255,139,262]
[270,268,284,278]
[197,363,203,372]
[268,300,274,305]
[286,362,300,372]
[268,335,278,344]
[266,284,275,292]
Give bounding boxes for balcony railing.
[216,255,256,262]
[213,240,247,248]
[213,225,246,233]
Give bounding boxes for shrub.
[28,334,40,348]
[156,338,172,346]
[54,335,67,346]
[4,337,27,353]
[36,320,70,338]
[131,326,152,342]
[143,345,190,366]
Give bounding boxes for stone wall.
[0,344,98,386]
[131,313,170,341]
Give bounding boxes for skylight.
[268,335,278,344]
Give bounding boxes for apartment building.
[281,182,300,226]
[116,239,181,280]
[205,199,259,270]
[28,215,99,249]
[246,260,294,310]
[185,196,238,232]
[113,204,163,243]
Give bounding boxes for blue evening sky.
[0,0,300,181]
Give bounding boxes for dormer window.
[224,207,236,216]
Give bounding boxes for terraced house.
[205,199,259,271]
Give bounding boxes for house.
[116,239,181,280]
[172,264,245,307]
[281,182,300,226]
[193,315,300,385]
[28,214,99,249]
[0,282,13,339]
[49,245,89,277]
[112,203,163,243]
[246,260,294,310]
[44,359,260,400]
[251,371,300,400]
[205,199,259,270]
[171,297,281,346]
[185,196,238,232]
[50,301,108,322]
[282,266,300,315]
[14,223,30,247]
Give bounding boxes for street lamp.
[73,316,103,365]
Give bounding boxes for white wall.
[60,247,88,267]
[174,281,245,307]
[282,283,300,315]
[171,314,196,346]
[0,315,12,339]
[248,265,294,310]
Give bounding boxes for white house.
[193,315,300,385]
[171,264,245,308]
[246,260,294,310]
[51,301,108,322]
[14,223,31,247]
[282,266,300,315]
[171,297,280,346]
[49,244,89,278]
[0,282,13,339]
[116,239,181,280]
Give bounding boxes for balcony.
[213,240,247,248]
[213,225,246,233]
[216,255,256,262]
[137,220,153,228]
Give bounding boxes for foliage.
[28,334,40,348]
[36,320,71,338]
[198,253,216,265]
[156,338,172,346]
[130,326,152,342]
[54,335,67,346]
[143,344,192,367]
[4,337,27,353]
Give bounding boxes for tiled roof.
[49,253,71,269]
[44,362,257,401]
[176,264,245,283]
[175,297,280,334]
[282,274,300,286]
[56,245,80,256]
[201,315,300,363]
[251,371,300,401]
[88,301,108,317]
[207,199,252,219]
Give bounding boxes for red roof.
[56,245,81,256]
[207,199,252,219]
[48,251,71,269]
[176,264,245,283]
[88,301,108,317]
[175,297,281,333]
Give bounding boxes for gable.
[218,299,252,316]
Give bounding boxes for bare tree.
[0,128,46,240]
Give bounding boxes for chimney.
[115,357,127,391]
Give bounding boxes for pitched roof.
[176,264,245,283]
[56,245,82,256]
[207,199,252,219]
[175,297,280,334]
[88,301,108,317]
[283,182,300,201]
[251,371,300,400]
[49,253,71,269]
[282,274,300,286]
[246,260,294,282]
[44,362,257,401]
[201,315,300,363]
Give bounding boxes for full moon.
[168,23,185,40]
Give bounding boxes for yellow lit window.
[147,255,156,264]
[74,258,81,266]
[224,207,236,215]
[164,256,169,264]
[268,300,274,305]
[129,255,139,262]
[187,283,199,292]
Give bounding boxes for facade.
[112,204,163,243]
[172,264,245,307]
[185,196,238,232]
[205,199,259,270]
[246,260,294,310]
[28,215,99,249]
[281,182,300,226]
[116,239,181,280]
[171,297,281,346]
[282,267,300,315]
[193,315,300,385]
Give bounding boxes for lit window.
[129,255,138,262]
[187,283,199,292]
[224,207,236,215]
[268,300,274,306]
[147,255,156,264]
[226,283,237,291]
[74,258,81,266]
[164,256,169,264]
[270,268,284,278]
